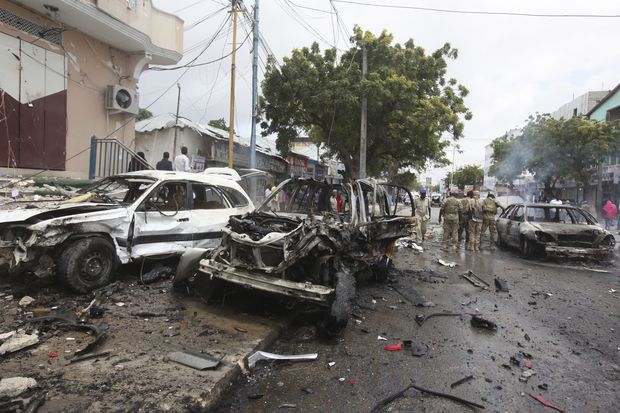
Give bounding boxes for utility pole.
[173,83,181,157]
[228,0,238,168]
[359,43,367,179]
[249,0,260,170]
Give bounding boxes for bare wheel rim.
[80,251,107,281]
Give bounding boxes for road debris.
[470,315,497,331]
[68,351,111,364]
[279,403,297,409]
[371,382,485,412]
[384,342,403,351]
[520,369,537,382]
[437,258,456,268]
[494,278,509,292]
[247,393,264,400]
[140,264,173,284]
[168,351,222,370]
[415,312,462,326]
[18,296,34,306]
[450,375,474,388]
[392,286,435,307]
[528,393,565,412]
[395,237,424,252]
[410,343,429,357]
[0,332,39,355]
[538,383,549,391]
[461,270,490,289]
[0,377,37,398]
[234,326,248,333]
[328,361,336,367]
[247,351,318,369]
[29,314,107,356]
[377,335,388,341]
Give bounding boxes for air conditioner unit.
[105,85,139,115]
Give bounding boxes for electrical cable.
[331,0,620,18]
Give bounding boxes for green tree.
[489,115,620,199]
[208,118,230,131]
[391,171,419,191]
[260,27,472,179]
[137,108,153,121]
[444,164,484,189]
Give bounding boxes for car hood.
[0,203,125,226]
[529,222,608,236]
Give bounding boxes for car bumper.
[198,259,334,304]
[544,245,614,257]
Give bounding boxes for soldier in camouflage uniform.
[480,192,504,250]
[467,190,484,251]
[439,191,462,252]
[458,191,473,249]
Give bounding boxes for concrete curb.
[202,313,296,411]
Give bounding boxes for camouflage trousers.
[442,219,459,250]
[467,220,482,250]
[480,218,497,248]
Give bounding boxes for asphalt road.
[213,223,620,413]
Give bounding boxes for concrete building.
[586,83,620,206]
[551,91,607,120]
[0,0,183,178]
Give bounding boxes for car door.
[505,206,524,247]
[130,181,193,258]
[189,183,238,248]
[496,204,513,241]
[380,184,415,217]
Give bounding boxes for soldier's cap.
[419,188,427,193]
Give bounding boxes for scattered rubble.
[0,377,37,398]
[395,237,424,252]
[470,315,497,331]
[461,270,490,289]
[0,331,39,355]
[18,296,34,306]
[437,258,456,268]
[450,375,474,388]
[494,277,509,292]
[528,393,565,412]
[168,351,222,370]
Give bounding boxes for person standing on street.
[128,151,147,172]
[467,190,484,251]
[439,191,462,252]
[480,192,504,250]
[458,191,473,249]
[174,146,192,172]
[602,199,618,230]
[414,188,432,242]
[156,152,173,171]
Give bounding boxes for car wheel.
[57,238,116,293]
[319,271,356,336]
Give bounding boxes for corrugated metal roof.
[135,113,282,159]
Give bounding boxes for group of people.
[129,147,193,172]
[413,188,504,252]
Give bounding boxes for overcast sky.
[144,0,620,185]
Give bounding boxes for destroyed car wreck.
[496,203,616,258]
[0,171,254,292]
[174,178,414,333]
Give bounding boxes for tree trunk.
[342,156,359,181]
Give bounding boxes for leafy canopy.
[137,108,153,122]
[489,114,620,195]
[444,164,484,189]
[260,26,472,179]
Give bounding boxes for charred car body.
[0,171,253,292]
[176,178,414,333]
[496,203,615,258]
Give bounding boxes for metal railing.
[88,136,152,179]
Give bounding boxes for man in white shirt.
[174,146,192,172]
[549,194,562,205]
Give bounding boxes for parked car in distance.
[0,170,254,292]
[495,203,615,258]
[431,192,442,206]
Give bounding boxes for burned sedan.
[496,203,615,258]
[0,171,254,292]
[175,178,414,333]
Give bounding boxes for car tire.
[57,237,117,293]
[319,271,356,336]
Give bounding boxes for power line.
[184,5,229,32]
[331,0,620,18]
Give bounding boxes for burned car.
[496,203,615,258]
[0,170,254,292]
[175,178,414,333]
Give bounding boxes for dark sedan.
[496,203,615,258]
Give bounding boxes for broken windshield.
[80,176,156,205]
[525,206,594,225]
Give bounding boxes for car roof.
[116,170,243,190]
[510,203,578,208]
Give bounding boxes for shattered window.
[143,182,188,211]
[261,181,345,216]
[512,206,524,221]
[220,186,249,207]
[191,184,230,209]
[525,207,573,223]
[82,176,156,204]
